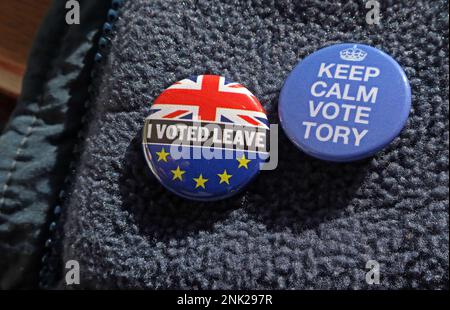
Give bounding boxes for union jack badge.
[142,75,269,201]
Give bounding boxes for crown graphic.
[340,45,367,61]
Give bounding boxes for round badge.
[279,43,411,162]
[142,75,269,201]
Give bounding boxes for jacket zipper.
[39,0,126,289]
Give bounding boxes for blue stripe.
[187,75,199,83]
[179,113,193,120]
[148,109,161,115]
[255,116,269,127]
[220,116,233,123]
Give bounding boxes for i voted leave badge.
[142,75,269,201]
[279,43,411,162]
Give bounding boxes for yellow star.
[217,170,232,185]
[156,148,170,162]
[237,154,251,169]
[171,166,186,181]
[193,174,208,189]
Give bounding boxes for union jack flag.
[146,75,269,128]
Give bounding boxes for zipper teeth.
[39,0,125,289]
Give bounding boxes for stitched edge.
[0,113,39,208]
[0,3,72,209]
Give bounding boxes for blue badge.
[142,75,269,201]
[279,43,411,162]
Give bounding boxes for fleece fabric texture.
[61,0,448,289]
[0,0,110,289]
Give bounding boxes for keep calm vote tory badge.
[279,43,411,162]
[142,75,269,201]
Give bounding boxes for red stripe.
[238,114,260,126]
[164,110,189,119]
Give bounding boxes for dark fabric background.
[58,0,448,289]
[1,0,447,289]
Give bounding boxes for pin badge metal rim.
[142,74,268,201]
